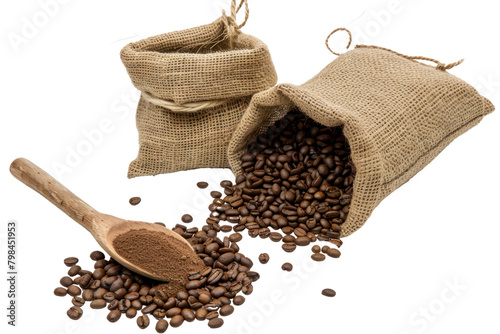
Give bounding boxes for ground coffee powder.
[113,229,205,295]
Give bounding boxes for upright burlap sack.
[121,2,277,178]
[228,35,494,237]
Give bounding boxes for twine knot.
[221,0,249,49]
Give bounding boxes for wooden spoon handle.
[10,158,99,233]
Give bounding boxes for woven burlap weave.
[121,16,277,178]
[228,46,494,237]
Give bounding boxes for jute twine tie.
[142,0,249,113]
[325,27,464,71]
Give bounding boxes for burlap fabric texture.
[121,15,277,178]
[228,43,495,237]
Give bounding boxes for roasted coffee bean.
[182,308,195,322]
[137,314,150,329]
[282,242,296,253]
[322,288,336,297]
[170,314,184,327]
[312,245,321,253]
[196,308,208,321]
[67,285,81,296]
[54,287,68,297]
[142,303,158,314]
[129,197,141,205]
[82,289,94,301]
[294,236,311,246]
[67,306,83,320]
[181,214,193,223]
[330,239,343,248]
[197,181,209,189]
[72,296,85,307]
[326,248,341,258]
[90,251,105,261]
[64,257,79,267]
[220,304,234,316]
[60,276,73,287]
[281,263,293,271]
[258,253,269,264]
[107,310,121,323]
[210,191,222,198]
[233,295,245,306]
[90,299,107,309]
[311,253,326,261]
[156,319,169,333]
[126,307,137,318]
[68,265,81,277]
[208,317,224,328]
[206,311,219,320]
[221,225,233,232]
[229,233,242,242]
[269,232,282,242]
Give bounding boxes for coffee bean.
[54,287,67,297]
[311,253,326,261]
[72,296,85,307]
[170,314,184,327]
[137,314,150,329]
[82,289,94,301]
[67,265,81,276]
[312,245,321,253]
[210,191,222,198]
[322,288,336,297]
[196,308,208,321]
[282,243,296,253]
[181,214,193,223]
[60,276,73,287]
[64,257,79,267]
[67,285,81,296]
[269,232,282,242]
[221,180,233,187]
[197,181,209,189]
[211,287,227,298]
[129,197,141,206]
[233,295,245,306]
[294,236,311,246]
[90,251,105,261]
[221,225,233,232]
[220,305,234,316]
[156,319,169,333]
[229,233,242,242]
[208,318,224,328]
[90,299,107,309]
[330,239,343,248]
[258,253,269,264]
[67,306,83,320]
[326,248,341,258]
[281,263,293,271]
[182,308,195,322]
[126,308,137,318]
[218,253,235,265]
[206,311,219,320]
[107,310,121,322]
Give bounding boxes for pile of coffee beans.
[205,111,351,259]
[54,224,258,331]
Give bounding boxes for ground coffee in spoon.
[112,229,205,294]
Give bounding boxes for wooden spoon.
[10,158,201,282]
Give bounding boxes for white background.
[1,0,500,333]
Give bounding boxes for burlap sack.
[121,12,277,178]
[228,44,494,237]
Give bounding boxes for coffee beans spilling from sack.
[207,111,351,253]
[54,224,258,331]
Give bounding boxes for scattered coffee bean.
[90,251,105,261]
[197,181,209,189]
[90,299,107,309]
[68,265,81,277]
[67,285,82,296]
[210,191,222,198]
[326,248,341,258]
[54,287,68,297]
[281,263,293,271]
[258,253,269,264]
[233,295,245,306]
[129,197,141,206]
[208,318,224,328]
[322,288,336,297]
[170,314,184,327]
[311,253,326,262]
[60,276,73,287]
[282,243,296,253]
[72,296,85,307]
[312,245,321,253]
[181,214,193,223]
[67,306,83,320]
[220,180,233,188]
[156,319,169,333]
[220,305,234,316]
[107,309,121,322]
[137,314,150,329]
[64,257,79,267]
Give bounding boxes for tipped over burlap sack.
[228,40,494,237]
[121,4,277,178]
